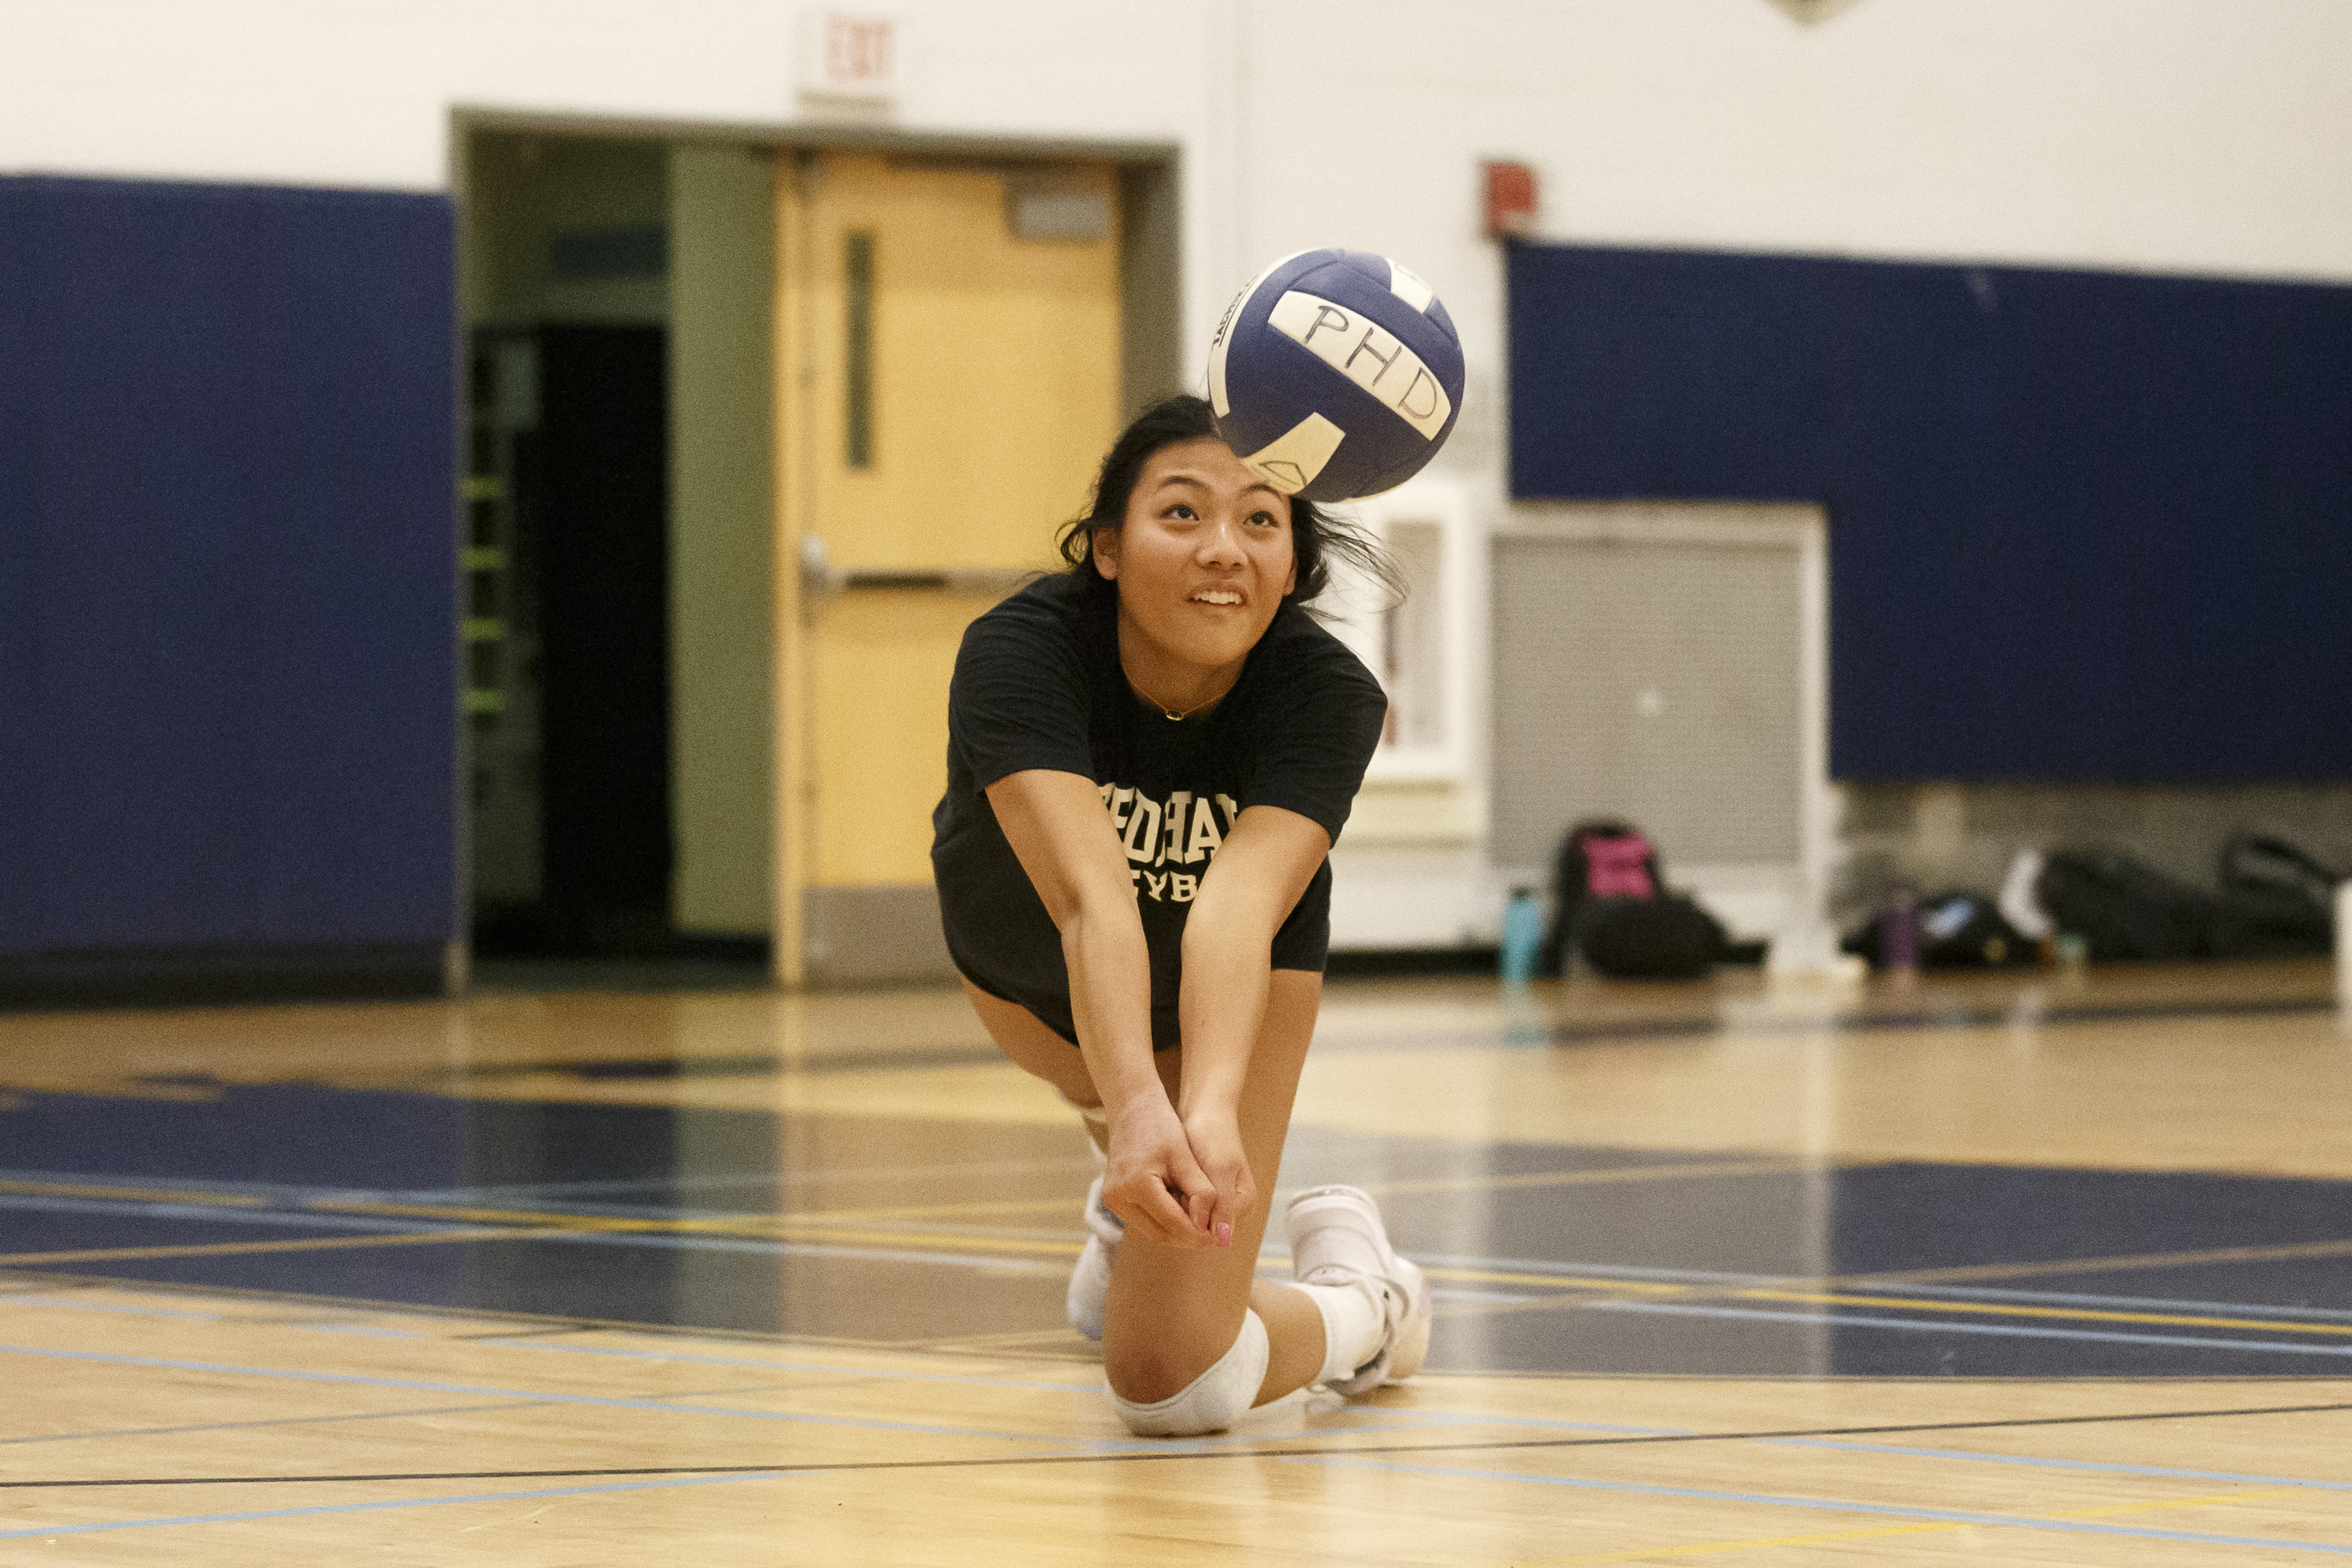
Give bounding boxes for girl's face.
[1094,437,1298,681]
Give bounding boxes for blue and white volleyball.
[1206,248,1465,502]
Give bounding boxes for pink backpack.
[1543,821,1722,979]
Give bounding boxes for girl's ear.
[1091,523,1122,581]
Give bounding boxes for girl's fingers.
[1143,1179,1203,1243]
[1186,1186,1215,1233]
[1205,1169,1251,1247]
[1203,1163,1253,1247]
[1114,1173,1209,1246]
[1167,1147,1218,1238]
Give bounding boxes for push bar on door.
[798,535,1036,604]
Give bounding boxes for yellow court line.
[760,1226,1081,1257]
[1424,1267,1693,1296]
[791,1160,1846,1224]
[311,1201,1086,1258]
[319,1200,815,1238]
[1859,1235,2352,1286]
[318,1200,676,1228]
[1356,1158,1853,1200]
[0,1178,265,1209]
[1746,1287,2352,1339]
[785,1198,1093,1222]
[1503,1485,2308,1566]
[0,1228,523,1267]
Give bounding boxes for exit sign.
[801,11,899,106]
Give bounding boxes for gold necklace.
[1131,677,1226,723]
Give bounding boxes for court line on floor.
[1860,1235,2352,1286]
[1746,1285,2352,1337]
[1414,1250,2352,1326]
[1412,1275,2352,1356]
[1865,1280,2352,1325]
[17,1220,2352,1363]
[18,1176,2352,1354]
[312,1197,1090,1258]
[1403,1252,2352,1345]
[0,1414,1495,1492]
[13,1465,2340,1557]
[0,1217,1075,1275]
[18,1396,2352,1485]
[0,1192,502,1234]
[1360,1157,1852,1198]
[1283,1462,2340,1561]
[20,1400,2352,1563]
[1311,995,2337,1055]
[0,1228,524,1267]
[11,1244,2332,1371]
[0,1292,226,1321]
[0,1401,557,1448]
[786,1158,1841,1222]
[29,1169,2349,1305]
[466,1337,1109,1395]
[0,1178,264,1209]
[1501,1507,2203,1568]
[412,1155,1105,1204]
[20,1424,2352,1558]
[22,1162,2352,1307]
[0,1342,1113,1446]
[1767,1436,2352,1491]
[1582,1298,2352,1359]
[0,1471,806,1543]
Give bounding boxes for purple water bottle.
[1882,883,1920,972]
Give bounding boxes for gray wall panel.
[1492,536,1801,870]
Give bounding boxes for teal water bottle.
[1500,886,1544,983]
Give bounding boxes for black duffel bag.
[2215,830,2340,955]
[2036,845,2334,961]
[2034,850,2218,960]
[1575,894,1727,979]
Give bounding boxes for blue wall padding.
[1506,242,2352,782]
[0,201,38,955]
[0,176,456,954]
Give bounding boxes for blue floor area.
[6,1079,2351,1377]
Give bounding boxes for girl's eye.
[1249,511,1279,529]
[1166,503,1197,520]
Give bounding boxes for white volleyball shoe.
[1283,1184,1432,1396]
[1066,1163,1125,1342]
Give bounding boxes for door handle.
[798,534,1035,605]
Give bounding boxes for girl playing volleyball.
[930,393,1429,1435]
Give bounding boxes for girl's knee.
[1103,1331,1209,1405]
[1106,1311,1268,1436]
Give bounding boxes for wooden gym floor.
[4,958,2351,1562]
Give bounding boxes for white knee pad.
[1107,1310,1269,1437]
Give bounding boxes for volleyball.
[1206,248,1465,502]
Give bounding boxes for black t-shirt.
[931,570,1386,1051]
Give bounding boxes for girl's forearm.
[1062,904,1168,1120]
[1173,918,1271,1119]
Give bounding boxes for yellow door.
[774,152,1122,984]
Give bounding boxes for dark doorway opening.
[469,325,676,958]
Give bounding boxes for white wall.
[12,0,2350,947]
[16,2,2349,335]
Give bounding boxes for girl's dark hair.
[1055,393,1400,610]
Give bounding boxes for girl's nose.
[1196,515,1246,563]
